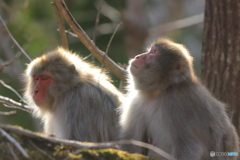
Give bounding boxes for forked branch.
[0,95,30,112]
[53,0,127,80]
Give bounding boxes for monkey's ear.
[175,63,183,75]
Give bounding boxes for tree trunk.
[201,0,240,136]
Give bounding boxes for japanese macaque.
[119,38,239,159]
[24,47,123,142]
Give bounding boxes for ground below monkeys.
[119,38,239,160]
[24,47,123,142]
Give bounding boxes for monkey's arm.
[121,125,148,155]
[120,104,148,155]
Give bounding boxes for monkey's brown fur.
[120,38,239,159]
[24,47,123,142]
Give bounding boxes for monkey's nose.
[135,55,140,59]
[35,90,39,94]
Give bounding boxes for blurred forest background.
[0,0,204,131]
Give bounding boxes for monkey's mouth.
[33,98,46,106]
[132,64,138,69]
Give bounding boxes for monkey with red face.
[24,47,123,142]
[120,38,239,160]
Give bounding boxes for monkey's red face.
[130,45,159,75]
[32,74,52,106]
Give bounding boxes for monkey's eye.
[150,49,157,54]
[41,75,50,80]
[33,75,50,82]
[33,76,39,81]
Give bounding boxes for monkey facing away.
[119,38,239,160]
[24,47,123,142]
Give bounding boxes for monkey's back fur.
[24,47,123,142]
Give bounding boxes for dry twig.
[0,52,21,73]
[63,29,77,38]
[28,139,55,160]
[52,2,69,49]
[0,95,30,112]
[105,22,122,55]
[1,125,117,149]
[91,0,104,62]
[0,128,30,158]
[0,80,25,103]
[6,142,19,160]
[0,16,31,62]
[92,0,104,43]
[53,0,126,80]
[0,110,16,115]
[1,125,175,160]
[116,140,176,160]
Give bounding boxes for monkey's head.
[129,38,196,91]
[24,47,80,110]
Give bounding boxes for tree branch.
[0,125,175,159]
[0,80,25,103]
[92,0,104,43]
[105,22,122,55]
[0,16,31,62]
[1,125,118,149]
[6,142,19,160]
[53,0,127,80]
[0,110,16,115]
[0,52,21,73]
[28,139,55,160]
[52,2,69,49]
[0,128,30,158]
[91,0,104,62]
[0,95,30,112]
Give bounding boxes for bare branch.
[117,140,176,160]
[82,53,92,61]
[53,0,127,80]
[0,95,30,112]
[91,0,104,62]
[0,16,31,62]
[92,0,104,43]
[6,143,19,160]
[1,125,175,160]
[0,128,30,158]
[149,13,204,36]
[105,22,122,55]
[0,52,21,73]
[1,125,117,149]
[28,139,55,160]
[0,110,16,115]
[0,80,25,102]
[63,29,77,38]
[52,2,69,49]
